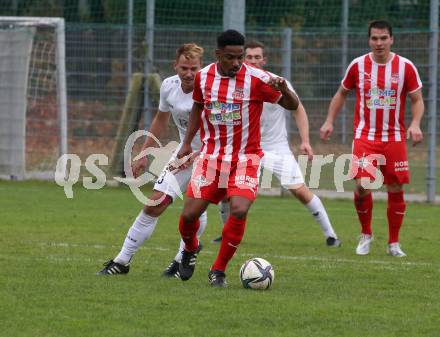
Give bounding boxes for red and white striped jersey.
[193,62,281,160]
[342,52,422,142]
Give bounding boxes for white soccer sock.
[114,210,158,265]
[305,195,337,238]
[174,210,207,262]
[219,200,230,225]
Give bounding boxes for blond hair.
[176,43,204,62]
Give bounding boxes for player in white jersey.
[212,40,341,247]
[97,43,207,275]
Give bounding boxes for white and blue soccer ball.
[239,257,274,290]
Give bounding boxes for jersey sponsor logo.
[206,101,242,125]
[367,88,396,97]
[234,174,258,190]
[394,160,408,172]
[366,87,396,108]
[232,88,244,99]
[206,101,241,111]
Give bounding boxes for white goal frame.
[0,16,67,179]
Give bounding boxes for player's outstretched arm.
[268,77,299,110]
[320,86,349,142]
[292,102,313,160]
[133,110,171,177]
[407,88,424,146]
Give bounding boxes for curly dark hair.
[217,29,245,49]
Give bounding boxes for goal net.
[0,16,67,180]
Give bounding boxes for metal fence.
[59,23,439,200]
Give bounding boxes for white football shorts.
[153,147,193,201]
[260,142,305,188]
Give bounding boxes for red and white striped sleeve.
[404,60,422,94]
[341,59,358,90]
[192,71,203,103]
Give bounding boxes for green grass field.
[1,180,440,337]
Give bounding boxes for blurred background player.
[211,40,341,247]
[97,43,207,275]
[175,30,299,287]
[320,20,424,257]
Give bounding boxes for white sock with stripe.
[305,195,337,238]
[114,210,158,265]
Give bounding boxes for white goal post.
[0,16,67,180]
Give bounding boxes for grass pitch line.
[32,241,435,268]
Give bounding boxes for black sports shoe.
[211,236,222,244]
[161,260,180,278]
[208,270,227,288]
[162,242,204,279]
[178,244,201,281]
[97,259,130,275]
[326,237,342,247]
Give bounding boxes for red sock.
[178,215,200,252]
[354,192,373,235]
[387,191,406,243]
[211,215,246,272]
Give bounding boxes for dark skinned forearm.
[278,88,299,111]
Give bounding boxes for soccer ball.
[239,257,274,290]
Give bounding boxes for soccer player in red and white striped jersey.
[176,30,299,287]
[320,20,424,257]
[212,40,341,248]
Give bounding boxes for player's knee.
[144,205,164,217]
[143,195,172,217]
[387,183,403,193]
[355,183,370,197]
[289,184,311,204]
[230,204,249,219]
[180,208,199,224]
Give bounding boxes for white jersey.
[260,74,296,148]
[158,74,202,150]
[259,74,304,187]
